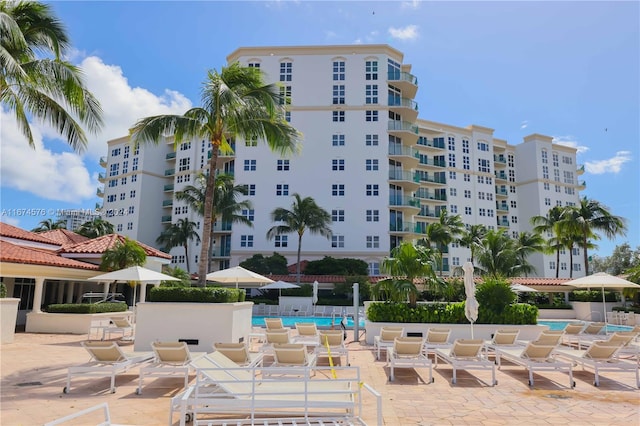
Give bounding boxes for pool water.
[538,320,632,333]
[252,315,365,328]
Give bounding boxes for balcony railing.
[577,164,585,175]
[98,172,106,182]
[495,186,508,196]
[497,219,510,227]
[99,156,107,167]
[388,145,419,158]
[388,96,418,111]
[389,170,420,183]
[166,152,176,160]
[387,71,418,86]
[213,222,233,232]
[495,171,507,180]
[417,137,445,149]
[161,215,172,223]
[389,195,421,208]
[163,184,174,191]
[388,120,419,134]
[417,173,446,185]
[578,180,586,188]
[418,157,446,167]
[162,199,173,207]
[96,187,104,197]
[415,189,447,201]
[389,221,414,233]
[496,203,509,212]
[493,155,506,164]
[211,247,231,257]
[164,168,175,176]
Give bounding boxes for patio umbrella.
[564,272,640,323]
[312,281,319,305]
[260,280,300,298]
[510,283,538,293]
[205,266,273,289]
[88,265,180,305]
[462,261,478,338]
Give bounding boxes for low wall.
[364,321,547,345]
[25,311,132,334]
[537,309,576,320]
[1,298,20,344]
[134,302,253,352]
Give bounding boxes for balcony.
[387,71,418,98]
[497,219,510,227]
[162,199,173,207]
[495,186,508,198]
[161,215,172,223]
[417,137,445,150]
[494,171,507,181]
[496,203,509,212]
[166,152,176,160]
[211,247,231,258]
[389,221,415,233]
[577,164,585,175]
[389,195,421,212]
[213,222,233,232]
[577,180,586,189]
[417,208,438,219]
[493,154,506,168]
[98,172,106,183]
[96,187,104,197]
[388,169,420,190]
[418,157,446,169]
[416,172,446,186]
[388,96,419,121]
[388,120,419,144]
[99,156,107,167]
[388,145,419,168]
[415,188,447,202]
[163,184,174,192]
[164,168,175,176]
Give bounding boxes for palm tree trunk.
[198,140,220,287]
[296,232,303,286]
[208,220,215,273]
[569,248,574,279]
[555,249,560,278]
[582,235,589,276]
[184,244,190,273]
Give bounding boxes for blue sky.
[1,0,638,257]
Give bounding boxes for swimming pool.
[252,315,365,328]
[538,320,632,333]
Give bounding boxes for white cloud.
[552,135,590,154]
[520,120,529,129]
[388,25,419,41]
[584,151,632,175]
[401,1,421,9]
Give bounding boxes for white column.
[103,282,110,300]
[31,277,45,313]
[76,282,84,303]
[138,283,147,303]
[66,282,76,303]
[57,281,65,304]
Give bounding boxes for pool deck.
[1,331,639,425]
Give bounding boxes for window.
[563,171,574,184]
[478,192,485,200]
[131,174,137,182]
[366,209,379,222]
[450,205,458,213]
[248,61,260,68]
[120,177,127,185]
[332,85,345,104]
[108,179,117,187]
[109,163,119,177]
[117,224,123,232]
[180,141,191,151]
[333,60,345,80]
[449,171,456,180]
[478,159,491,173]
[365,110,378,122]
[448,137,455,151]
[331,235,345,248]
[477,141,489,151]
[365,60,378,80]
[465,206,472,215]
[487,209,494,217]
[464,190,471,198]
[275,235,288,247]
[448,153,456,167]
[133,145,139,155]
[462,139,469,153]
[544,197,551,206]
[120,193,126,201]
[452,257,460,267]
[479,208,486,216]
[552,153,559,167]
[510,185,516,194]
[365,159,378,171]
[563,155,573,165]
[127,222,133,230]
[365,84,378,104]
[332,184,345,196]
[279,86,291,105]
[332,159,345,171]
[241,235,254,248]
[332,111,345,122]
[244,159,257,171]
[464,173,471,182]
[511,216,518,224]
[276,184,289,196]
[332,134,345,146]
[487,193,493,201]
[332,209,344,222]
[365,134,378,146]
[549,261,556,270]
[573,263,582,272]
[179,158,190,171]
[478,175,485,184]
[277,159,290,171]
[544,182,550,190]
[122,161,128,174]
[279,61,292,81]
[368,262,380,275]
[463,156,470,170]
[124,146,130,158]
[241,209,255,221]
[554,169,560,182]
[450,188,457,196]
[243,184,255,196]
[366,236,380,248]
[366,184,379,196]
[541,150,548,163]
[107,195,116,202]
[285,111,291,123]
[245,137,257,147]
[111,148,121,156]
[128,206,134,214]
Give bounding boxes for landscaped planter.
[134,301,253,352]
[537,308,576,320]
[1,298,20,344]
[25,311,131,334]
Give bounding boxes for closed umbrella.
[205,266,273,289]
[312,280,319,305]
[462,261,478,338]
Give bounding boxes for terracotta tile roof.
[0,222,58,245]
[60,234,171,259]
[510,277,573,286]
[266,274,388,284]
[287,260,308,274]
[38,229,89,246]
[0,240,98,270]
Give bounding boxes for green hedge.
[0,283,7,298]
[46,302,128,314]
[569,290,618,302]
[366,301,537,325]
[148,286,245,303]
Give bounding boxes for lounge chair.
[292,322,320,346]
[423,328,452,360]
[373,326,404,360]
[563,322,606,349]
[64,341,153,394]
[261,329,291,355]
[103,316,135,341]
[265,317,286,330]
[44,403,123,426]
[484,329,521,359]
[213,342,264,368]
[316,330,349,366]
[554,341,640,388]
[587,332,640,363]
[494,342,574,388]
[387,337,433,383]
[137,341,201,395]
[271,343,318,376]
[433,339,497,386]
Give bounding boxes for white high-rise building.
[98,44,585,278]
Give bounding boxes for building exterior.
[97,44,585,278]
[56,209,101,231]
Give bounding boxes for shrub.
[535,303,573,309]
[569,290,618,302]
[46,302,127,314]
[148,286,245,303]
[475,279,516,314]
[0,283,7,298]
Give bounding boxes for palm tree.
[514,231,545,277]
[459,224,487,265]
[378,241,438,307]
[266,193,332,285]
[531,206,565,278]
[1,0,103,151]
[421,209,464,275]
[99,237,146,304]
[566,197,627,276]
[76,217,114,238]
[31,218,66,232]
[131,63,300,286]
[475,230,519,278]
[176,173,253,272]
[156,218,200,273]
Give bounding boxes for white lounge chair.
[261,329,291,355]
[373,326,404,360]
[103,316,135,341]
[270,343,317,376]
[494,342,574,388]
[213,342,264,368]
[264,317,286,330]
[388,337,433,383]
[44,403,124,426]
[563,322,606,349]
[292,322,320,346]
[316,330,350,366]
[137,341,201,395]
[554,341,640,388]
[433,339,497,386]
[423,328,452,360]
[64,341,153,394]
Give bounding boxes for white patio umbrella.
[312,281,319,305]
[564,272,640,323]
[462,261,479,338]
[510,283,538,293]
[260,280,300,297]
[205,266,273,289]
[88,265,180,305]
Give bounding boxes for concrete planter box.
[570,301,609,322]
[134,302,253,352]
[1,298,20,344]
[537,309,576,320]
[365,321,547,345]
[25,311,130,334]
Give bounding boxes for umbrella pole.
[470,321,474,339]
[602,287,607,327]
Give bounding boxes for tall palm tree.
[514,231,545,277]
[475,230,519,278]
[421,209,464,275]
[176,173,253,272]
[76,217,114,238]
[531,206,565,278]
[1,0,103,151]
[266,193,332,285]
[567,197,627,276]
[131,63,300,286]
[459,224,487,265]
[31,218,66,232]
[156,218,200,273]
[99,237,146,303]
